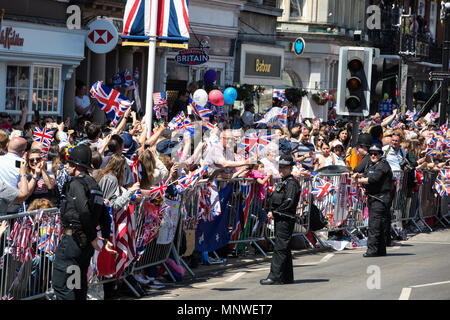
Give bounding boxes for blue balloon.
[223,87,238,104]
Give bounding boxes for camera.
[400,159,413,171]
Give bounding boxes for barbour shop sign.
[245,53,281,78]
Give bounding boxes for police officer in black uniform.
[353,133,373,173]
[53,144,116,300]
[352,143,393,257]
[260,154,301,285]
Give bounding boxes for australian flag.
[195,183,233,253]
[90,81,133,126]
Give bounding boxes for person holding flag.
[260,154,301,285]
[352,143,394,257]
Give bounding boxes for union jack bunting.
[33,127,54,146]
[123,0,189,41]
[311,178,336,199]
[273,89,288,102]
[90,81,133,126]
[8,217,35,263]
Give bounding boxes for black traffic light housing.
[336,47,372,117]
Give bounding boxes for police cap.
[357,133,372,147]
[67,144,93,170]
[278,154,295,167]
[368,143,383,153]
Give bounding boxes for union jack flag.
[90,81,132,126]
[123,69,134,91]
[168,112,186,130]
[153,102,168,119]
[177,119,195,137]
[176,165,208,192]
[237,131,275,159]
[33,127,54,146]
[440,121,448,136]
[255,106,288,128]
[273,89,288,102]
[123,0,189,41]
[190,97,214,130]
[311,178,336,199]
[148,179,170,199]
[405,110,417,121]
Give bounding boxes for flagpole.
[145,0,158,138]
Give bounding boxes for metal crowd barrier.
[1,168,449,300]
[0,208,60,300]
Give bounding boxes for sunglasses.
[29,157,42,164]
[369,152,381,156]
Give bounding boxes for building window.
[5,66,30,111]
[290,0,303,19]
[32,66,60,113]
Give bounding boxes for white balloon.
[193,89,208,107]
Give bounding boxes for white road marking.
[399,288,412,300]
[193,281,226,288]
[226,272,246,282]
[246,267,270,272]
[319,253,335,263]
[410,280,450,288]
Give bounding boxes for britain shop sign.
[175,49,209,66]
[0,27,25,50]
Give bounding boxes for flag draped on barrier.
[157,198,181,245]
[230,182,256,251]
[114,203,136,279]
[195,183,233,253]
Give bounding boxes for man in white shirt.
[382,132,405,172]
[0,137,27,190]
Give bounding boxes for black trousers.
[367,199,389,256]
[268,218,295,283]
[52,234,94,300]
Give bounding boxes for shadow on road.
[386,253,416,256]
[289,279,330,284]
[211,288,246,291]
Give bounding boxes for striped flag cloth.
[114,203,136,279]
[90,81,133,126]
[123,0,189,41]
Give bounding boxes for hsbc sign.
[86,19,118,54]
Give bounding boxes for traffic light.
[336,47,373,117]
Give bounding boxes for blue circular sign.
[293,37,305,56]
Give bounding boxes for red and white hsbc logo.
[86,19,118,54]
[88,29,115,44]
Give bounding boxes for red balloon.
[208,89,224,106]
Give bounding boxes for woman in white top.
[330,140,346,166]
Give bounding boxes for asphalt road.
[140,229,450,301]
